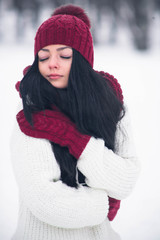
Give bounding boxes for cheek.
[38,63,46,76]
[67,62,72,76]
[38,62,42,74]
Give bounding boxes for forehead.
[39,44,72,53]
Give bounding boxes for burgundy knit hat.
[34,4,94,67]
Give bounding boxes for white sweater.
[10,105,140,240]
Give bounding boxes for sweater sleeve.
[10,121,109,229]
[77,106,140,200]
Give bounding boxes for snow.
[0,39,160,240]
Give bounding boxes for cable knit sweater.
[10,103,140,240]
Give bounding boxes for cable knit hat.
[34,4,94,67]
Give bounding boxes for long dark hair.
[20,49,125,188]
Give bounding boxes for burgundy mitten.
[17,108,91,160]
[107,197,121,221]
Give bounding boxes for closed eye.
[39,58,49,62]
[60,56,72,59]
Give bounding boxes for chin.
[51,84,67,89]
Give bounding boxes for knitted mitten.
[16,108,91,160]
[107,197,121,221]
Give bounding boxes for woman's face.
[38,44,73,88]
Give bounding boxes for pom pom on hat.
[52,4,91,29]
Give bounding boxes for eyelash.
[39,56,72,62]
[60,56,72,59]
[39,58,48,62]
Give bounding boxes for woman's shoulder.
[95,70,123,103]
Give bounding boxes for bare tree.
[124,0,151,50]
[11,0,41,39]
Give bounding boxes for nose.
[48,56,59,69]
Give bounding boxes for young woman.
[11,4,140,240]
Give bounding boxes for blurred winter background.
[0,0,160,239]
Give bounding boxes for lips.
[48,74,62,80]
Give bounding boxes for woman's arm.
[10,122,109,229]
[77,106,140,200]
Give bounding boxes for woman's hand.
[16,107,91,159]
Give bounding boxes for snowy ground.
[0,41,160,240]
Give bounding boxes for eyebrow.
[57,46,72,51]
[40,47,72,52]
